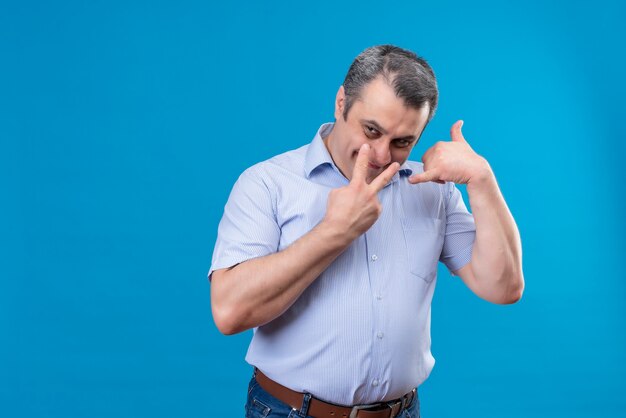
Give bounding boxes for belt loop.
[299,392,312,417]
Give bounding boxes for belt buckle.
[349,403,380,418]
[387,388,417,418]
[387,399,403,417]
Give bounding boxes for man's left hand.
[408,120,491,186]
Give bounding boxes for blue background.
[2,0,625,417]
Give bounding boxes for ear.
[334,85,345,120]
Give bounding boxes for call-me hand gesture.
[323,143,400,243]
[408,120,490,186]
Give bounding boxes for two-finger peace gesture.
[323,144,400,242]
[350,143,400,190]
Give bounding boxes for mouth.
[368,162,381,170]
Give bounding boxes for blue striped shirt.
[209,122,476,405]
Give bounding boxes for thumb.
[450,120,466,143]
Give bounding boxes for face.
[324,76,430,183]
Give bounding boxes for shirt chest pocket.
[401,217,445,283]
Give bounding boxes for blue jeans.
[245,374,421,418]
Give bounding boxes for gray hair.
[342,45,438,122]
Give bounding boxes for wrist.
[467,158,496,192]
[317,218,356,249]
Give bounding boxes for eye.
[364,126,380,137]
[394,139,412,148]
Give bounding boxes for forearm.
[211,221,352,334]
[466,161,524,302]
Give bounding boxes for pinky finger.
[408,170,440,184]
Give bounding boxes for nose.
[370,142,392,167]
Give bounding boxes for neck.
[322,128,349,180]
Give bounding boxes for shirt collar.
[304,123,337,178]
[304,122,414,180]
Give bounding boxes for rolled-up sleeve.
[208,167,280,280]
[439,182,476,274]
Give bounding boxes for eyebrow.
[361,119,417,142]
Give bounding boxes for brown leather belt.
[255,369,416,418]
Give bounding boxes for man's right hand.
[322,144,400,243]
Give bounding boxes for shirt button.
[377,332,384,339]
[372,379,379,386]
[376,294,382,300]
[371,254,378,261]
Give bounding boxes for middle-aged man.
[208,45,524,418]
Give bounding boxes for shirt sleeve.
[208,167,281,280]
[439,182,476,275]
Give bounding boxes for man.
[208,45,524,418]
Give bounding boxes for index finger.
[369,162,400,192]
[350,143,371,184]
